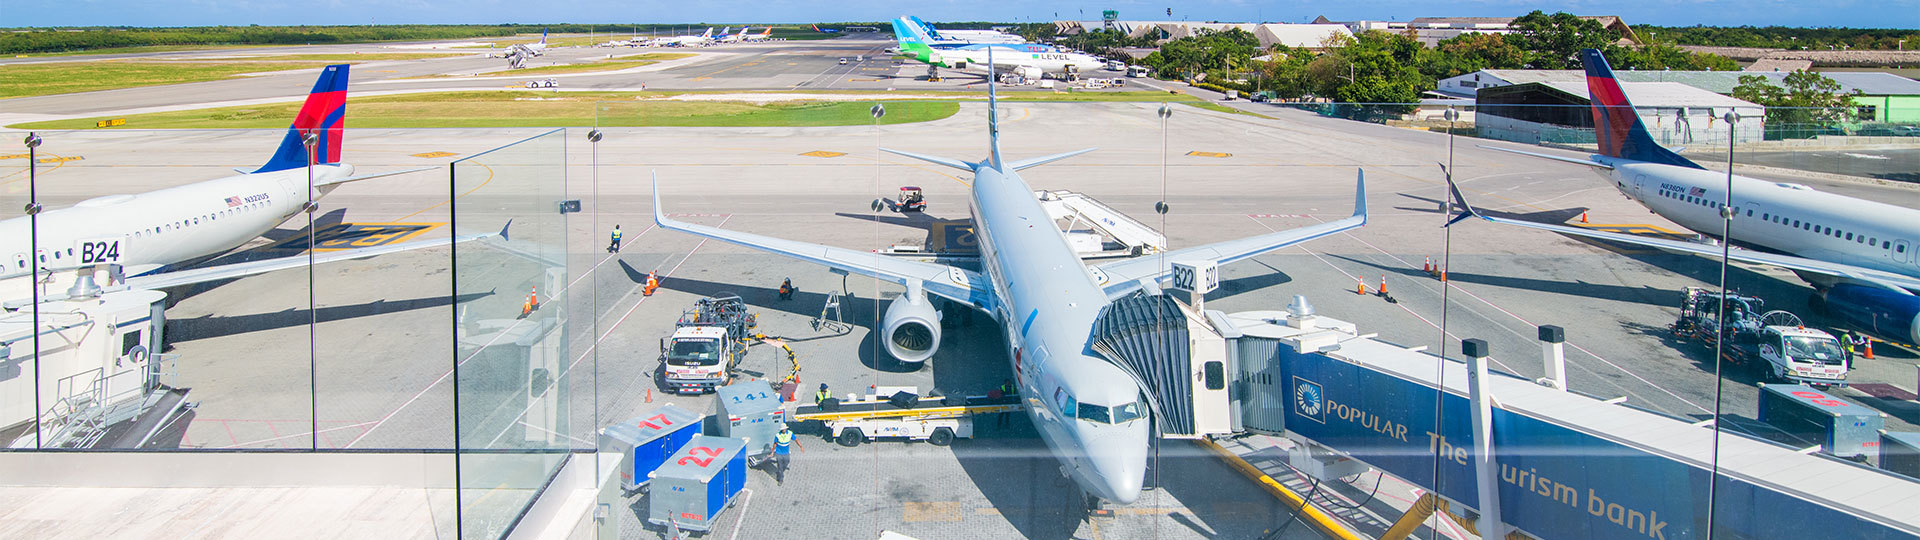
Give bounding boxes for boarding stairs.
[1034,190,1166,258]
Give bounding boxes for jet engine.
[1819,283,1920,345]
[1013,65,1044,79]
[881,291,941,363]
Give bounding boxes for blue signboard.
[1277,346,1909,540]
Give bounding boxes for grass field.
[3,89,1269,129]
[9,44,258,58]
[7,91,962,129]
[161,53,470,62]
[0,61,342,99]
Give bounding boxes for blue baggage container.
[599,403,704,491]
[713,380,786,457]
[1758,383,1885,459]
[647,434,748,532]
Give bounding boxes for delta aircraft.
[1464,48,1920,344]
[653,49,1366,507]
[0,64,502,304]
[890,18,1097,79]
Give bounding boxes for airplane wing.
[1097,170,1367,296]
[113,221,509,291]
[652,174,992,311]
[1444,180,1920,294]
[1478,145,1613,170]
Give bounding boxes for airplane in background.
[890,18,1096,79]
[524,29,551,55]
[652,27,715,47]
[712,27,734,43]
[907,16,1028,44]
[654,49,1366,508]
[741,27,774,42]
[0,64,502,305]
[1466,48,1920,344]
[810,24,841,34]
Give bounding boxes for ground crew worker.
[779,278,794,301]
[1838,329,1859,357]
[608,225,623,253]
[772,425,794,485]
[997,379,1017,427]
[815,383,831,406]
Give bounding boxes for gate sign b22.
[1278,346,1908,540]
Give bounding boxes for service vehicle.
[896,186,926,212]
[838,57,848,65]
[525,78,558,88]
[1670,287,1850,387]
[658,295,758,394]
[790,386,1021,447]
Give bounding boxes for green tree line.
[1638,25,1920,51]
[0,24,846,54]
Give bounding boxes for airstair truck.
[659,295,757,395]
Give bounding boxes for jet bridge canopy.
[1091,293,1234,438]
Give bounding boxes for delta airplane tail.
[254,64,348,174]
[1580,49,1702,170]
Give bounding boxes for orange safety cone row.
[521,286,539,316]
[1357,278,1368,296]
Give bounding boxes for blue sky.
[8,0,1918,29]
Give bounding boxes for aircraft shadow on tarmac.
[161,209,352,305]
[1330,253,1675,309]
[166,291,491,345]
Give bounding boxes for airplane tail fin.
[254,64,348,174]
[702,27,713,37]
[1580,48,1703,170]
[910,16,941,39]
[987,47,1001,168]
[540,29,547,45]
[890,18,923,45]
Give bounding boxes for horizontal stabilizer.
[1478,145,1613,170]
[314,166,438,187]
[880,147,976,172]
[1007,148,1097,171]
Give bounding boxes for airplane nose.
[1086,432,1147,504]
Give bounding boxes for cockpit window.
[1076,400,1146,424]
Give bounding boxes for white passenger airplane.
[907,16,1028,45]
[741,27,774,42]
[523,29,551,55]
[891,18,1096,79]
[651,27,714,47]
[0,64,501,304]
[1467,48,1920,345]
[654,50,1366,506]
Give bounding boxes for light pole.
[1705,111,1739,538]
[24,132,43,449]
[303,131,319,450]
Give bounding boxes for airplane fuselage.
[1603,158,1920,280]
[0,165,349,299]
[968,162,1150,504]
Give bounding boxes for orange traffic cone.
[1357,278,1368,296]
[521,286,539,316]
[645,389,653,403]
[644,273,660,296]
[1581,212,1589,223]
[1864,339,1874,359]
[1378,275,1388,296]
[1423,256,1432,274]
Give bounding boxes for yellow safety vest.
[776,430,793,447]
[815,390,831,403]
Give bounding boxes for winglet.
[652,171,670,227]
[1443,174,1484,228]
[1353,169,1368,225]
[498,219,512,242]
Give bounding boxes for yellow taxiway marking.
[37,156,83,163]
[263,222,445,252]
[800,150,845,158]
[0,154,26,160]
[411,151,460,158]
[1187,151,1232,158]
[903,501,963,522]
[847,78,882,82]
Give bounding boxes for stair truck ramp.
[1219,308,1920,540]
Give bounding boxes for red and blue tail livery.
[254,64,349,174]
[1579,49,1701,170]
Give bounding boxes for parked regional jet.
[0,64,502,304]
[907,16,1028,44]
[1466,48,1920,344]
[654,50,1366,507]
[891,18,1096,79]
[741,27,774,42]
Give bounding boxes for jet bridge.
[1090,293,1235,438]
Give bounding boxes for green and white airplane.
[890,18,1103,79]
